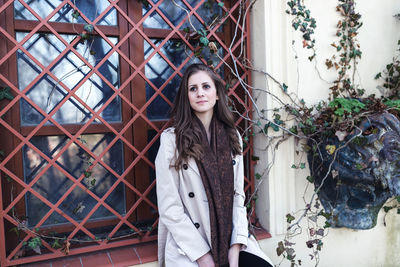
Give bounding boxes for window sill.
[22,242,158,267]
[253,227,272,240]
[24,229,271,267]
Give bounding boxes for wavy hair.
[170,64,241,169]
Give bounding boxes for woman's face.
[187,70,219,117]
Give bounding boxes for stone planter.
[308,112,400,229]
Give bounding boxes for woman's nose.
[197,88,204,96]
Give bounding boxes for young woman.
[155,64,273,267]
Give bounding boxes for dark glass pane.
[143,0,223,31]
[16,32,121,125]
[14,0,117,26]
[144,39,183,120]
[23,134,125,227]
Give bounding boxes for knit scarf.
[193,114,234,267]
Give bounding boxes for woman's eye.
[203,84,210,89]
[189,87,196,92]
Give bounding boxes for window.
[0,0,252,265]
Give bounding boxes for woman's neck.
[195,111,213,141]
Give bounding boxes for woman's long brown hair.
[170,64,241,169]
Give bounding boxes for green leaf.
[299,163,306,169]
[0,87,14,101]
[52,239,62,249]
[255,173,262,180]
[375,72,382,80]
[276,241,285,256]
[252,155,260,161]
[383,206,394,213]
[396,196,400,203]
[72,9,80,19]
[286,213,295,223]
[9,227,19,236]
[199,36,209,46]
[289,126,298,135]
[306,176,315,183]
[0,150,4,157]
[282,83,288,92]
[84,171,92,178]
[323,221,331,228]
[271,123,280,132]
[218,2,224,7]
[84,24,94,33]
[183,27,190,33]
[291,164,297,169]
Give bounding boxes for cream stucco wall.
[252,1,400,267]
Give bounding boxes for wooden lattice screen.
[0,0,253,265]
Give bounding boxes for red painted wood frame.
[0,0,254,266]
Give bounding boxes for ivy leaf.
[282,83,288,92]
[218,2,224,8]
[383,206,393,213]
[323,221,331,228]
[252,155,260,161]
[306,176,315,183]
[299,163,306,169]
[291,164,297,169]
[199,36,209,46]
[325,144,336,155]
[0,87,14,100]
[276,241,285,256]
[255,173,262,180]
[72,9,80,20]
[286,213,295,223]
[183,27,190,33]
[52,239,62,249]
[289,126,298,135]
[84,24,94,33]
[316,228,324,236]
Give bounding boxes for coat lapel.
[187,157,200,176]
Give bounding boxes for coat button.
[183,164,188,170]
[189,192,195,198]
[232,159,236,165]
[194,223,200,229]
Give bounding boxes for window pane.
[14,0,117,26]
[143,0,223,31]
[23,134,125,227]
[16,32,121,125]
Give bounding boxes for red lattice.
[0,0,253,265]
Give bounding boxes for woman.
[155,64,273,267]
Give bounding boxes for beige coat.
[155,128,272,267]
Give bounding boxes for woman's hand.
[196,252,215,267]
[228,244,241,267]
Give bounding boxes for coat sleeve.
[230,135,249,246]
[156,131,211,262]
